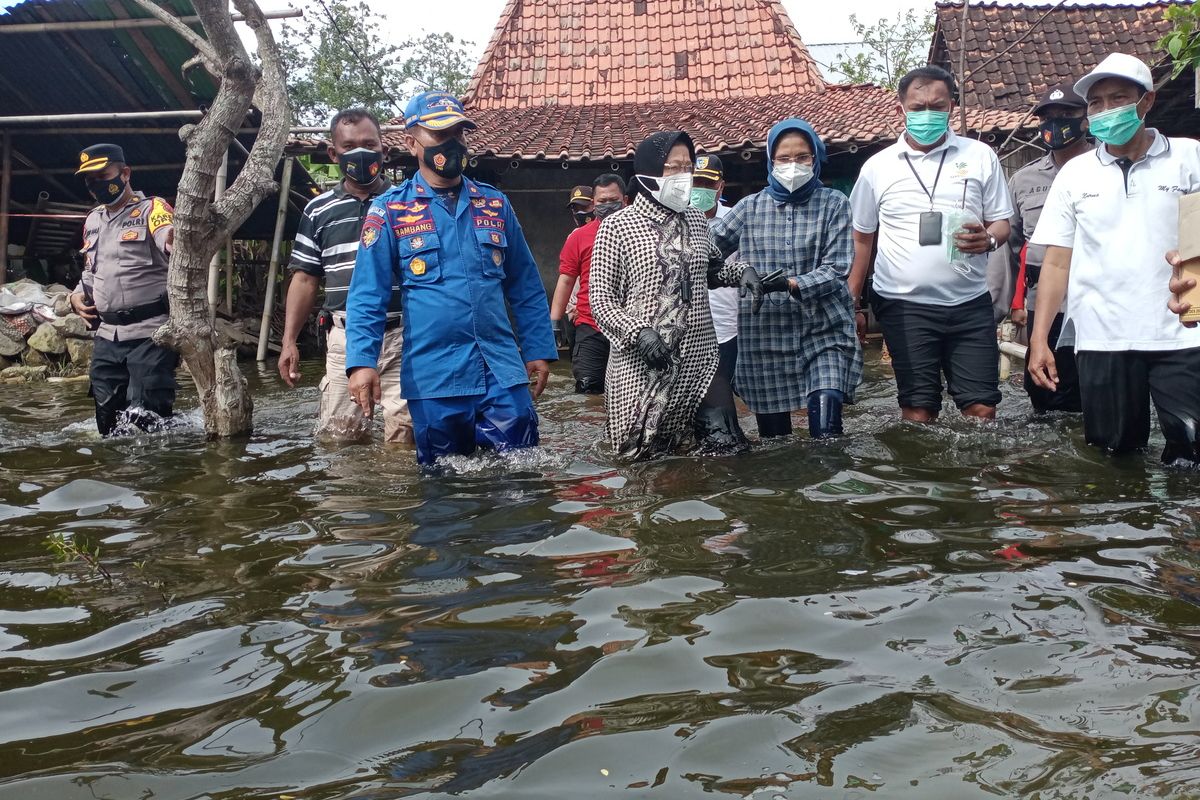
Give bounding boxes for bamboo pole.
[0,132,10,286]
[0,9,301,34]
[258,156,294,362]
[224,235,233,315]
[208,150,228,322]
[0,111,204,125]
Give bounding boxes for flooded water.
[1,350,1199,799]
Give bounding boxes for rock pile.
[0,279,93,380]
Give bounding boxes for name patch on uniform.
[410,257,427,276]
[395,221,435,237]
[474,216,505,231]
[148,198,173,235]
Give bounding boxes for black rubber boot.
[807,389,845,439]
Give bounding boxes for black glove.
[739,267,765,314]
[760,268,790,295]
[551,317,567,349]
[635,327,671,371]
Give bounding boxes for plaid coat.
[710,187,862,413]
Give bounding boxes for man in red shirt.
[550,174,627,393]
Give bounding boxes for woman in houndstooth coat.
[589,131,767,459]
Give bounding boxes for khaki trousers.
[319,324,413,443]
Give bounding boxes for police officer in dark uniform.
[68,144,179,435]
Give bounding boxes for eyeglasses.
[662,161,695,175]
[774,154,815,165]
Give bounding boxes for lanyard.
[903,150,949,210]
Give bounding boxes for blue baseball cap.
[403,91,477,131]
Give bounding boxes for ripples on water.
[1,353,1198,799]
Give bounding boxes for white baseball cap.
[1074,53,1154,99]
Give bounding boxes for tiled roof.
[932,1,1178,110]
[465,0,825,108]
[375,86,1031,162]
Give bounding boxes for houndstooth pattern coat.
[589,194,746,457]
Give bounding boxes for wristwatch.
[986,232,998,252]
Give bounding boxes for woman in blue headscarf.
[710,118,863,438]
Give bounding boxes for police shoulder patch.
[147,197,173,235]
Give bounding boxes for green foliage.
[44,532,113,586]
[1159,4,1200,79]
[279,0,475,126]
[831,10,936,90]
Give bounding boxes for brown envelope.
[1178,193,1200,322]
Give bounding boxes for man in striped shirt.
[278,108,412,443]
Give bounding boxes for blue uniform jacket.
[345,173,557,400]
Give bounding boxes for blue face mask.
[905,110,950,146]
[1087,100,1144,147]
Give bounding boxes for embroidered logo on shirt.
[489,232,502,245]
[410,235,425,249]
[361,224,380,248]
[491,249,503,266]
[488,199,503,209]
[129,208,142,218]
[120,229,140,241]
[471,198,486,208]
[411,257,427,276]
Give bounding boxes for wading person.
[344,91,556,466]
[711,118,861,438]
[1029,54,1200,465]
[69,144,179,436]
[849,65,1012,423]
[1008,84,1090,413]
[588,131,767,459]
[549,174,627,393]
[691,155,741,394]
[278,108,412,443]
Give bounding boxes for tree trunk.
[132,0,291,438]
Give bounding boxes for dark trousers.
[1076,347,1200,465]
[89,336,180,436]
[716,337,738,395]
[1024,311,1081,413]
[571,323,609,394]
[873,292,1001,413]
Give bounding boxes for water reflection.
[0,356,1198,798]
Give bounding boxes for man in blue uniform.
[344,91,557,466]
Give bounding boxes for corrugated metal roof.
[0,0,302,242]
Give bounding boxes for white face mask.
[772,162,814,193]
[638,173,693,212]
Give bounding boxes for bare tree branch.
[128,0,219,73]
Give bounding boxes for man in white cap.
[1028,53,1200,465]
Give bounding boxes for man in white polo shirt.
[1029,53,1200,465]
[850,65,1013,422]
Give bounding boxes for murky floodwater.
[1,350,1199,799]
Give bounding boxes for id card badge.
[919,211,943,246]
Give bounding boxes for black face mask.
[86,174,126,206]
[1039,116,1087,151]
[593,201,622,219]
[339,147,383,185]
[422,137,468,179]
[572,210,592,227]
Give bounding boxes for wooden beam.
[0,133,11,286]
[9,147,87,202]
[0,9,302,34]
[0,110,204,125]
